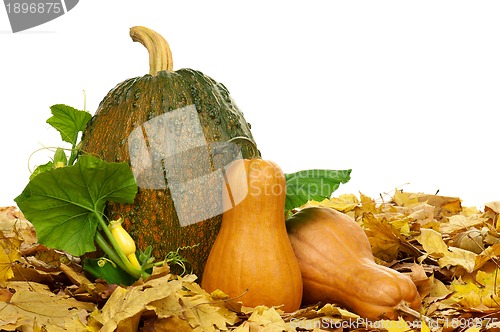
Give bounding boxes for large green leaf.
[15,154,137,256]
[285,169,351,211]
[46,104,92,145]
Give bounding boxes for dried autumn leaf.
[0,236,21,285]
[406,202,435,225]
[418,194,462,219]
[463,328,481,332]
[474,243,500,271]
[95,274,183,332]
[416,228,477,272]
[416,228,449,257]
[408,263,434,298]
[316,303,359,319]
[0,207,37,245]
[358,192,380,214]
[473,269,500,308]
[176,278,239,331]
[0,281,95,331]
[438,246,477,273]
[96,273,239,332]
[450,279,486,309]
[393,191,420,207]
[451,228,484,254]
[484,201,500,214]
[143,316,193,332]
[362,212,404,262]
[377,317,412,332]
[304,194,359,213]
[234,306,290,332]
[445,269,500,311]
[422,277,456,319]
[439,214,487,235]
[0,288,14,302]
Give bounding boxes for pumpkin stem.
[394,301,429,323]
[130,26,173,75]
[227,136,259,159]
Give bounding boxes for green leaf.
[285,169,351,211]
[46,104,92,145]
[15,154,137,256]
[30,161,54,180]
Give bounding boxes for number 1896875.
[5,2,62,14]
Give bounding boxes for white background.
[1,1,499,208]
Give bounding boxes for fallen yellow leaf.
[416,228,448,257]
[393,190,420,207]
[361,212,403,262]
[0,236,21,285]
[438,246,477,273]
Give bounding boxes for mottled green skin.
[81,69,259,278]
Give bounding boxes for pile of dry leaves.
[2,190,500,331]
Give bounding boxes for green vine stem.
[94,213,149,280]
[94,232,130,274]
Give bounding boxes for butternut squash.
[201,159,303,312]
[286,207,421,320]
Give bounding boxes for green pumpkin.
[80,26,259,277]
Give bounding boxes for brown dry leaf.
[10,259,66,285]
[408,263,435,299]
[0,207,37,245]
[422,275,455,316]
[95,273,239,332]
[0,281,95,331]
[405,202,436,226]
[417,194,462,220]
[451,228,485,254]
[94,273,183,332]
[143,315,193,332]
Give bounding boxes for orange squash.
[201,159,303,312]
[286,207,421,320]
